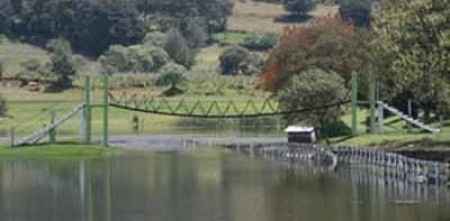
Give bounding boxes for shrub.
[156,63,187,96]
[99,45,170,73]
[143,31,167,47]
[99,45,131,73]
[164,29,195,69]
[219,46,250,75]
[337,0,373,27]
[48,40,77,91]
[0,94,6,117]
[18,59,50,82]
[240,33,278,51]
[127,46,155,73]
[277,68,349,129]
[282,0,315,16]
[219,46,264,76]
[149,47,170,71]
[183,20,208,49]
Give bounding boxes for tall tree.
[373,0,450,118]
[48,38,76,91]
[260,16,370,91]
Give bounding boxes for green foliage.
[99,45,130,73]
[99,45,169,73]
[277,69,349,128]
[282,0,315,16]
[0,94,6,117]
[0,0,232,55]
[17,39,78,92]
[127,45,155,73]
[240,33,278,51]
[143,31,167,47]
[219,45,265,76]
[148,47,170,71]
[156,62,187,96]
[164,29,195,69]
[337,0,373,27]
[137,0,233,33]
[18,59,51,82]
[373,0,450,118]
[156,63,187,88]
[183,20,208,49]
[48,39,77,91]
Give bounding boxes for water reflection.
[0,150,449,221]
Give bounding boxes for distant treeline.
[0,0,233,55]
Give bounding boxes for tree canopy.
[0,0,233,55]
[373,0,450,117]
[260,16,370,91]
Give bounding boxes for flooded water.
[0,148,449,221]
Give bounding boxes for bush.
[156,63,187,96]
[219,46,264,75]
[337,0,373,27]
[18,59,51,82]
[48,39,77,91]
[0,94,6,117]
[277,68,349,129]
[99,45,131,73]
[99,45,170,73]
[164,29,195,69]
[240,33,278,51]
[282,0,315,16]
[149,47,170,71]
[127,45,155,73]
[156,63,187,87]
[183,20,208,49]
[143,31,167,47]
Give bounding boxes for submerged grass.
[0,143,121,159]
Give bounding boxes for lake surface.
[0,148,449,221]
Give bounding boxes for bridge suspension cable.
[108,93,350,119]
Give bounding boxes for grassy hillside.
[0,37,50,77]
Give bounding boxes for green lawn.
[0,143,121,159]
[332,108,450,149]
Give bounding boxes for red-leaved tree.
[260,16,370,91]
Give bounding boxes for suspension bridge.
[108,92,350,119]
[8,75,441,147]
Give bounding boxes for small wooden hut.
[285,126,317,144]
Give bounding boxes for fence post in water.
[369,70,377,134]
[351,72,358,135]
[377,103,384,133]
[9,127,15,148]
[102,75,109,147]
[407,100,413,132]
[49,110,56,144]
[82,76,92,144]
